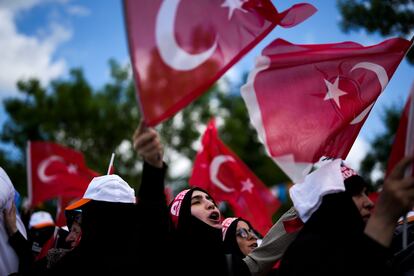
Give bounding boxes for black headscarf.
[222,218,255,259]
[168,187,231,276]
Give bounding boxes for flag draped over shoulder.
[27,141,98,207]
[189,119,280,235]
[241,38,412,183]
[123,0,316,126]
[387,81,414,177]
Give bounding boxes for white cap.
[66,174,135,210]
[29,211,55,229]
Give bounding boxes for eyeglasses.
[236,228,258,240]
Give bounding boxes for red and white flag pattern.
[241,38,412,182]
[387,81,414,177]
[189,119,280,235]
[124,0,316,126]
[27,141,98,207]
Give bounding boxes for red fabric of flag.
[124,0,316,126]
[386,81,414,177]
[189,119,280,235]
[28,141,99,207]
[241,38,412,182]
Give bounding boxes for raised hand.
[365,156,414,247]
[133,119,164,168]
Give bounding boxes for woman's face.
[236,220,258,256]
[352,188,374,223]
[190,190,222,229]
[65,221,82,249]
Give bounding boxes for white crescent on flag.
[155,0,217,71]
[349,62,389,125]
[37,155,64,183]
[210,155,236,193]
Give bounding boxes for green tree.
[1,61,288,211]
[1,60,140,195]
[337,0,414,64]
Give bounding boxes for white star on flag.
[67,164,78,174]
[221,0,246,20]
[324,77,347,108]
[240,178,254,193]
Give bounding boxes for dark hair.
[344,175,368,196]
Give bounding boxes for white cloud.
[0,0,42,13]
[66,5,90,17]
[0,2,72,98]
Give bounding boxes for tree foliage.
[337,0,414,64]
[1,60,140,194]
[0,61,288,202]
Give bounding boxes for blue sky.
[0,0,412,175]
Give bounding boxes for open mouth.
[208,211,220,223]
[249,242,258,249]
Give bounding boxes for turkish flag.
[189,119,280,235]
[386,81,414,177]
[241,38,412,182]
[28,141,99,207]
[124,0,316,126]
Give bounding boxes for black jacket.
[279,192,391,276]
[45,162,169,275]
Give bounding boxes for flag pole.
[107,152,115,175]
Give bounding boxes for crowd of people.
[0,121,413,275]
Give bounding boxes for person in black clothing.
[45,164,169,275]
[168,188,251,276]
[222,217,259,259]
[279,157,414,276]
[133,121,250,276]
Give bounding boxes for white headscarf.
[289,159,346,222]
[0,166,27,275]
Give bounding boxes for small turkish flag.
[241,38,412,182]
[28,141,99,207]
[124,0,316,126]
[190,119,280,235]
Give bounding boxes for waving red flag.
[189,119,280,235]
[386,81,414,177]
[124,0,316,126]
[241,38,412,182]
[27,141,98,207]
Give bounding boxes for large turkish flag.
[124,0,316,126]
[241,38,412,182]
